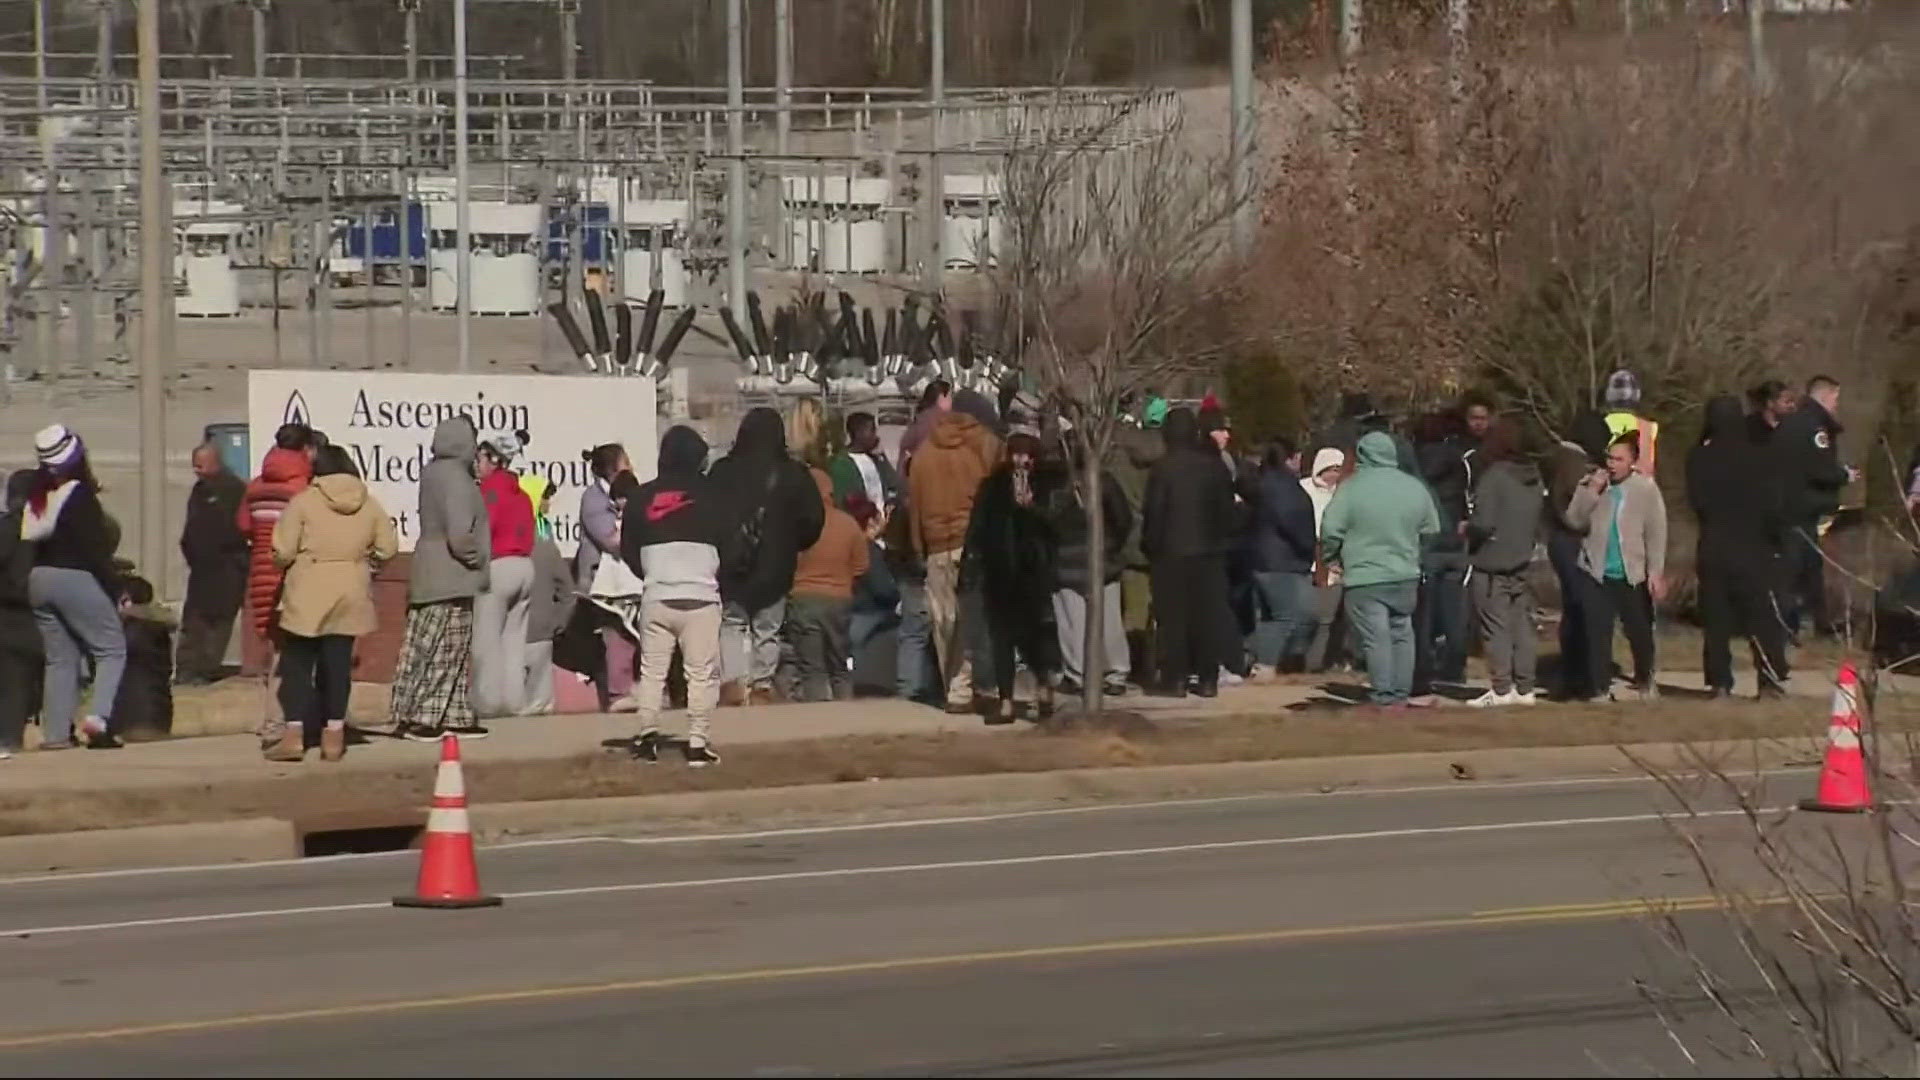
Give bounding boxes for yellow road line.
[0,901,1724,1052]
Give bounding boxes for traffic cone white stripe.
[432,759,466,799]
[425,805,472,834]
[1826,722,1860,750]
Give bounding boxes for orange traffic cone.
[394,734,503,908]
[1800,662,1873,814]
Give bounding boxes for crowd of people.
[3,366,1914,764]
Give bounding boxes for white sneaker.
[608,695,640,713]
[1467,689,1516,708]
[1218,668,1245,687]
[1509,690,1539,706]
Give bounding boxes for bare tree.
[988,90,1247,717]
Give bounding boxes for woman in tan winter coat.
[266,446,398,761]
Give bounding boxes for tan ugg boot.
[319,725,346,762]
[262,729,305,762]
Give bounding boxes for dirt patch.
[0,697,1839,838]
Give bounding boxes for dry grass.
[0,696,1839,838]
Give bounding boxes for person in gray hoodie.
[1463,419,1543,706]
[389,416,491,740]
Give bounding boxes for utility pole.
[95,0,112,78]
[1228,0,1253,254]
[35,0,54,382]
[726,0,747,323]
[925,0,945,293]
[137,0,167,595]
[1447,0,1469,111]
[455,0,472,371]
[402,0,420,82]
[775,0,792,157]
[1747,0,1769,94]
[249,0,269,78]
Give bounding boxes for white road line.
[0,807,1760,939]
[0,767,1811,889]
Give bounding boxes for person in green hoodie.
[1320,432,1440,706]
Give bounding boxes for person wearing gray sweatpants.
[22,424,126,749]
[472,555,533,717]
[1463,420,1543,705]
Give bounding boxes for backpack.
[721,467,782,585]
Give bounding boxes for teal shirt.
[1603,485,1627,580]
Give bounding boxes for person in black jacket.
[112,574,176,741]
[707,407,826,706]
[619,425,733,766]
[964,430,1061,722]
[176,443,247,685]
[1689,396,1791,697]
[1412,412,1472,692]
[1141,408,1238,697]
[1040,440,1133,698]
[0,470,41,757]
[1773,375,1857,638]
[1247,439,1320,675]
[23,424,125,750]
[1745,379,1798,447]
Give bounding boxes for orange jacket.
[791,468,869,598]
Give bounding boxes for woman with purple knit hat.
[22,424,125,749]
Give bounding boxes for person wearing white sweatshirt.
[1301,447,1348,673]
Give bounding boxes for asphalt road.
[0,768,1850,1076]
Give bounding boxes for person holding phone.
[1565,432,1668,702]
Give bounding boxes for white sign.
[247,371,656,553]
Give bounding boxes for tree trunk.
[1081,429,1106,718]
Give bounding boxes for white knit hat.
[1311,447,1345,477]
[34,424,81,469]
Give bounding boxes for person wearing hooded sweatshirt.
[1321,432,1441,706]
[23,424,125,750]
[786,468,870,703]
[1247,440,1319,674]
[1463,420,1544,707]
[967,429,1061,721]
[709,407,826,706]
[1301,446,1350,673]
[390,416,491,741]
[577,442,638,708]
[266,446,398,762]
[909,388,1002,712]
[1566,432,1668,701]
[471,437,538,719]
[1544,411,1613,700]
[1689,396,1790,698]
[620,425,730,766]
[1141,408,1238,697]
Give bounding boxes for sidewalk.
[7,665,1894,800]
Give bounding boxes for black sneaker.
[1057,676,1084,697]
[683,741,720,768]
[401,722,445,743]
[1102,680,1130,699]
[630,731,662,763]
[446,723,490,740]
[1193,681,1220,699]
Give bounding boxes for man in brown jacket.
[787,469,869,702]
[907,388,1001,712]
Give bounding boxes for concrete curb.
[0,818,299,877]
[468,735,1824,842]
[0,736,1825,877]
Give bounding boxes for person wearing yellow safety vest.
[1601,370,1659,479]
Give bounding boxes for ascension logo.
[282,391,310,429]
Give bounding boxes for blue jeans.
[1344,580,1419,705]
[1247,571,1315,669]
[721,599,785,691]
[895,581,937,700]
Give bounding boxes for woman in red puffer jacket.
[237,442,314,642]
